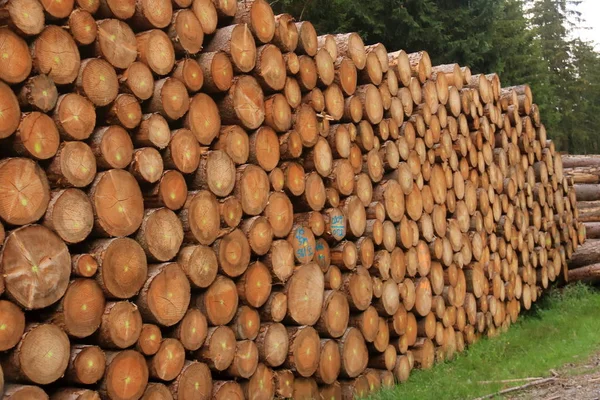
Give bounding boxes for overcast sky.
[574,0,600,48]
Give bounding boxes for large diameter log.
[2,225,70,310]
[338,327,368,378]
[76,58,118,107]
[3,323,70,384]
[46,142,96,188]
[285,326,320,377]
[0,81,21,139]
[136,208,183,262]
[53,93,96,140]
[88,169,144,237]
[0,158,50,226]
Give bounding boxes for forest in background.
[272,0,600,154]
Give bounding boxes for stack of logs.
[0,0,584,399]
[562,155,600,281]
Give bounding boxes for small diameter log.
[172,60,204,96]
[163,129,200,174]
[194,275,239,326]
[0,82,20,139]
[227,340,259,378]
[0,0,45,36]
[71,254,98,278]
[100,351,148,400]
[87,238,148,299]
[231,305,260,341]
[141,383,172,399]
[212,228,251,277]
[3,323,70,384]
[46,141,96,188]
[131,0,173,30]
[285,326,320,377]
[89,126,134,170]
[273,14,298,52]
[204,24,256,73]
[136,208,183,262]
[48,278,105,338]
[255,44,287,91]
[0,27,31,84]
[336,57,358,96]
[75,58,118,107]
[136,263,191,327]
[242,363,275,399]
[65,345,106,385]
[191,0,217,34]
[262,240,295,284]
[53,93,95,141]
[339,327,369,378]
[3,385,48,399]
[233,0,275,44]
[195,326,236,371]
[185,93,221,145]
[295,21,318,56]
[218,75,265,130]
[177,245,218,289]
[88,169,144,237]
[169,361,212,400]
[316,290,350,339]
[255,323,289,368]
[237,260,272,308]
[264,191,294,238]
[145,170,188,211]
[67,9,97,46]
[130,147,164,184]
[97,301,142,349]
[180,190,220,245]
[334,33,366,70]
[169,308,207,351]
[147,78,190,121]
[43,189,93,244]
[356,84,384,124]
[136,29,176,76]
[2,225,70,309]
[136,324,162,356]
[235,164,270,215]
[17,74,57,113]
[197,51,233,93]
[148,338,185,381]
[342,266,373,312]
[14,112,60,160]
[0,300,25,351]
[120,62,154,101]
[316,339,341,384]
[106,94,142,130]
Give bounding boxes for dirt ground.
[506,353,600,399]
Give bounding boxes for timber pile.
[562,155,600,281]
[0,0,583,398]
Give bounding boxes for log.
[17,74,57,113]
[2,323,70,384]
[273,14,298,52]
[14,112,60,160]
[96,301,142,349]
[136,324,162,356]
[233,0,275,44]
[119,62,154,101]
[195,325,236,371]
[99,350,148,400]
[0,0,45,36]
[64,345,106,385]
[169,361,212,400]
[295,21,318,56]
[204,24,256,73]
[148,338,185,381]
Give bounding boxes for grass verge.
[369,283,600,400]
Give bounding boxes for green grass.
[369,283,600,400]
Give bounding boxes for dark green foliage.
[272,0,600,154]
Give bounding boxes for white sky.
[574,0,600,48]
